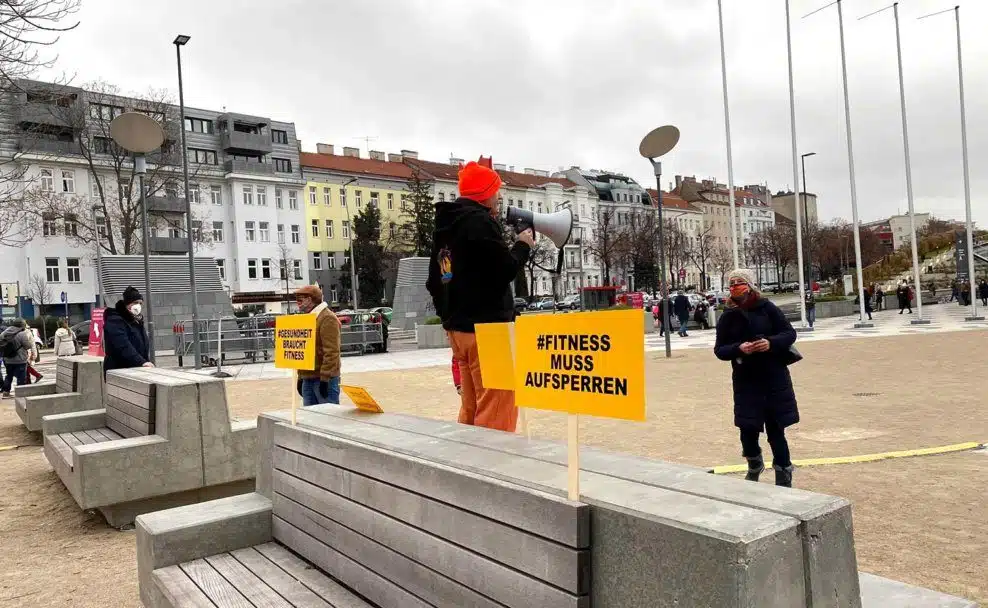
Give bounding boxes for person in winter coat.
[673,290,691,337]
[426,157,533,433]
[103,286,153,373]
[896,281,912,314]
[874,286,885,311]
[714,268,799,488]
[54,319,78,357]
[295,284,342,406]
[1,318,36,398]
[693,299,711,330]
[978,279,988,307]
[804,289,816,328]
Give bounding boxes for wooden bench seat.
[154,543,373,608]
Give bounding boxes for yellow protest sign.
[513,309,645,421]
[475,322,515,390]
[274,315,317,370]
[342,385,384,413]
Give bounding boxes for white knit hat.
[727,268,759,292]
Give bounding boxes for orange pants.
[448,330,517,433]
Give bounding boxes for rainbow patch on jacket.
[438,248,453,283]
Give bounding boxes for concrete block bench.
[42,367,256,528]
[15,355,104,431]
[136,414,590,608]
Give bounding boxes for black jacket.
[103,300,150,373]
[673,294,690,317]
[714,298,799,430]
[426,198,531,333]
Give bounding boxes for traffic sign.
[60,291,67,303]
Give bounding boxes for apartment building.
[646,189,705,288]
[771,190,819,226]
[0,79,307,318]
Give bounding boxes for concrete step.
[859,573,977,607]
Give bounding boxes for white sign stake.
[567,414,579,501]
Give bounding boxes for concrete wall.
[392,257,433,330]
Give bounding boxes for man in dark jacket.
[1,318,35,398]
[673,290,691,337]
[979,279,988,307]
[103,286,152,373]
[896,281,912,314]
[426,157,533,433]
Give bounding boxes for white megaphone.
[505,206,573,273]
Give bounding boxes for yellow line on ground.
[710,441,985,474]
[0,445,18,452]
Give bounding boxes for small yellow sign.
[342,385,384,413]
[513,309,645,421]
[274,315,317,370]
[475,322,515,390]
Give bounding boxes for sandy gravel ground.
[0,330,984,606]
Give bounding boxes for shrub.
[422,316,443,325]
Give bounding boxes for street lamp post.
[109,112,165,364]
[784,0,810,331]
[918,6,981,321]
[800,152,816,294]
[341,177,358,309]
[717,0,740,269]
[91,205,105,307]
[639,125,681,359]
[173,33,203,367]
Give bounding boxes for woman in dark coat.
[714,268,799,487]
[103,286,153,373]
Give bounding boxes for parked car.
[556,295,581,311]
[537,297,556,311]
[513,297,527,315]
[370,306,393,323]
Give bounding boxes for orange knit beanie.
[458,160,502,205]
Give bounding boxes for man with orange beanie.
[427,157,534,432]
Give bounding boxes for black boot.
[774,464,794,488]
[744,454,765,482]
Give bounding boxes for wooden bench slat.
[72,431,97,445]
[48,434,74,461]
[257,539,397,608]
[91,427,123,442]
[203,553,294,608]
[153,565,218,608]
[105,374,154,395]
[230,547,335,608]
[178,558,254,608]
[104,406,152,435]
[59,432,83,447]
[55,378,75,393]
[105,416,142,439]
[106,395,154,423]
[106,384,154,409]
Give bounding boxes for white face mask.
[128,303,143,317]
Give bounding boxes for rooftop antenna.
[353,135,378,154]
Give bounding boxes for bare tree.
[277,243,296,312]
[686,223,717,291]
[709,240,735,289]
[526,236,556,297]
[585,205,625,286]
[760,224,797,287]
[26,272,52,340]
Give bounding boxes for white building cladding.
[0,79,307,319]
[404,157,598,298]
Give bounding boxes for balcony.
[220,130,272,155]
[224,159,275,176]
[146,194,187,214]
[18,100,77,129]
[148,236,190,254]
[18,136,78,156]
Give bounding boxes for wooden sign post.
[274,315,318,425]
[513,309,645,501]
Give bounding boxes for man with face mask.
[427,156,534,433]
[103,285,153,373]
[294,284,341,406]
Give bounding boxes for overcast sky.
[39,0,987,227]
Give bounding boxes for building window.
[311,219,319,238]
[400,194,407,210]
[256,186,267,206]
[275,188,283,209]
[273,158,292,173]
[261,259,272,279]
[370,192,379,207]
[64,215,79,236]
[387,193,394,209]
[95,216,107,238]
[313,252,322,271]
[389,222,397,239]
[216,259,226,280]
[39,167,55,192]
[277,224,285,244]
[279,260,288,280]
[212,221,224,242]
[437,192,445,203]
[323,187,331,206]
[65,258,81,283]
[271,129,288,144]
[259,221,270,242]
[61,170,75,193]
[309,186,317,205]
[210,185,222,205]
[45,257,59,282]
[89,103,123,121]
[340,188,347,207]
[288,190,298,210]
[330,288,338,302]
[184,117,213,134]
[293,260,302,280]
[355,190,362,208]
[325,219,333,239]
[192,220,203,242]
[290,224,300,244]
[245,221,256,242]
[247,259,257,280]
[93,136,116,155]
[168,226,181,239]
[189,148,217,164]
[342,220,350,239]
[187,185,200,204]
[242,185,253,205]
[327,255,336,270]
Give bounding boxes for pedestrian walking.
[897,280,913,314]
[693,299,711,330]
[673,290,691,337]
[804,289,816,328]
[960,280,972,307]
[103,286,153,374]
[25,330,43,383]
[54,319,78,357]
[1,319,36,398]
[426,157,533,433]
[294,284,342,406]
[714,268,799,488]
[875,286,885,311]
[856,288,873,321]
[978,279,988,307]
